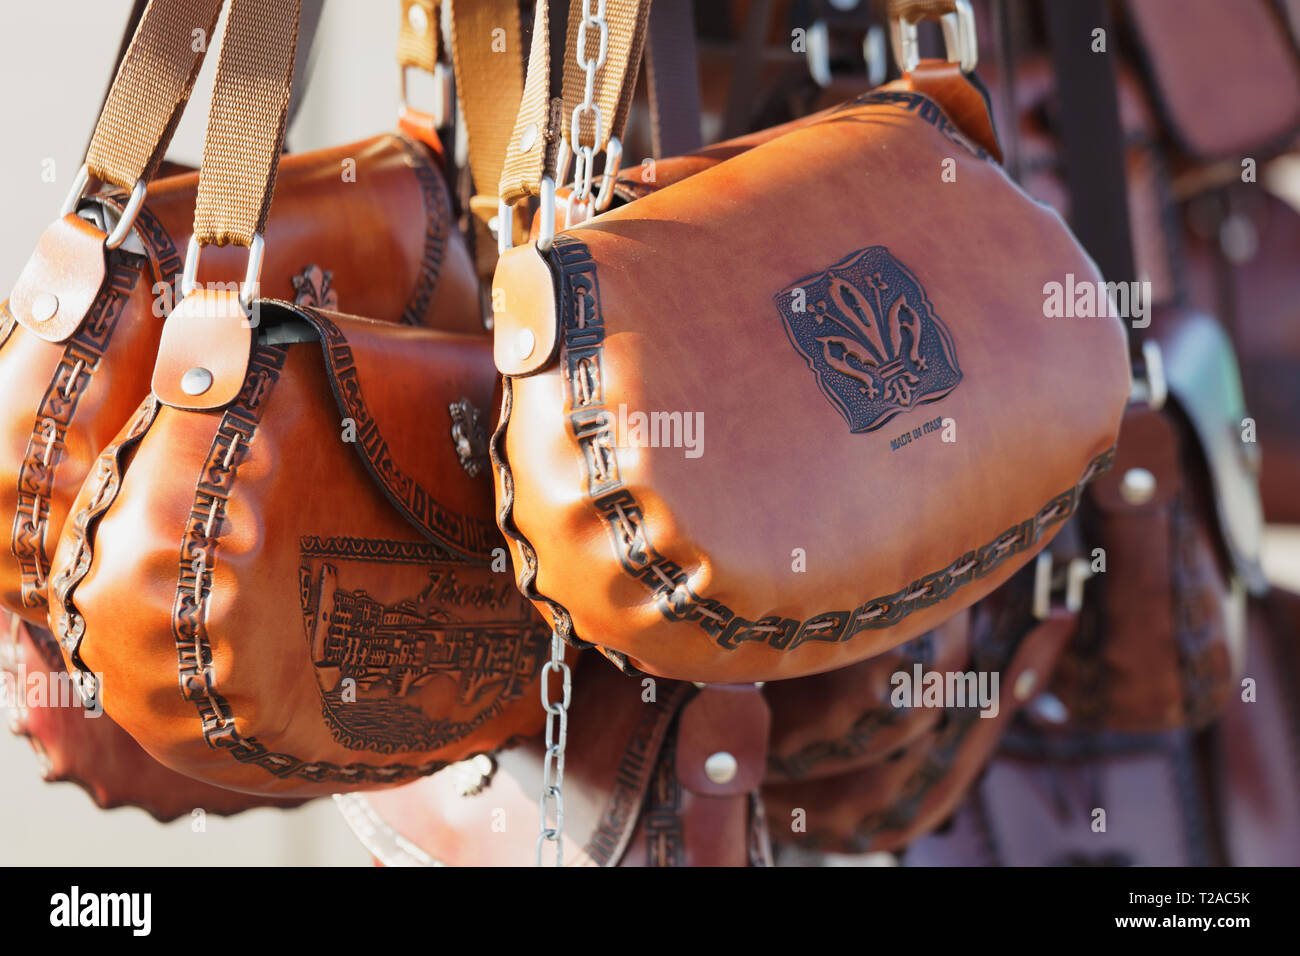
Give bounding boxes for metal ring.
[890,0,977,75]
[59,164,147,250]
[593,137,623,212]
[180,233,265,311]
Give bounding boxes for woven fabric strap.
[85,0,225,190]
[889,0,958,20]
[192,0,301,247]
[397,0,441,73]
[499,0,651,204]
[562,0,652,150]
[447,0,525,201]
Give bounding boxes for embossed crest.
[291,264,338,310]
[449,397,489,476]
[774,246,961,433]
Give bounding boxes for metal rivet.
[181,367,214,396]
[520,122,539,153]
[1119,467,1156,506]
[514,328,536,360]
[1027,691,1069,725]
[1013,669,1037,702]
[407,2,429,35]
[31,292,58,323]
[704,751,738,784]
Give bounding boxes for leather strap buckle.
[1032,551,1092,620]
[890,0,977,75]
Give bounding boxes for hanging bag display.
[488,0,1131,682]
[0,0,481,628]
[47,0,550,798]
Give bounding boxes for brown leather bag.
[489,2,1130,684]
[2,610,305,820]
[44,0,549,797]
[0,0,480,628]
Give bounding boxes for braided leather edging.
[490,234,1117,670]
[394,136,452,328]
[12,255,145,612]
[52,394,163,682]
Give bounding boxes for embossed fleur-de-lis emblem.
[291,264,338,310]
[775,246,961,433]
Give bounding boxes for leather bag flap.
[9,214,108,344]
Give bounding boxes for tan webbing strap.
[396,0,440,74]
[499,0,650,206]
[447,0,525,247]
[192,0,301,247]
[499,0,561,205]
[85,0,226,190]
[889,0,958,19]
[561,0,652,153]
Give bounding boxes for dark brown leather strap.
[1044,0,1136,298]
[646,0,703,158]
[721,0,773,140]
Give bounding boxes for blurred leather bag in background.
[2,610,306,820]
[46,0,551,798]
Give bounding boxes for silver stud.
[181,367,214,396]
[704,751,738,784]
[1027,691,1069,725]
[514,328,536,360]
[1013,669,1037,701]
[407,2,429,35]
[1119,467,1156,505]
[31,292,58,323]
[520,122,539,153]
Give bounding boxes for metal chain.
[536,629,572,866]
[569,0,609,206]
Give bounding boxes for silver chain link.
[569,0,609,206]
[536,629,572,866]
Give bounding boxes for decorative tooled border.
[832,90,990,160]
[11,255,144,611]
[296,305,497,559]
[166,345,456,785]
[765,630,936,781]
[490,235,1117,668]
[394,136,452,327]
[99,188,184,288]
[583,681,688,866]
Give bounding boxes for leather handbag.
[0,0,481,627]
[2,610,305,820]
[45,0,550,797]
[488,0,1130,683]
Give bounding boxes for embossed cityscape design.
[298,536,547,754]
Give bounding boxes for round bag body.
[490,65,1131,683]
[47,299,551,797]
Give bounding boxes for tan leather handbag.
[488,0,1130,683]
[0,0,480,628]
[46,0,549,797]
